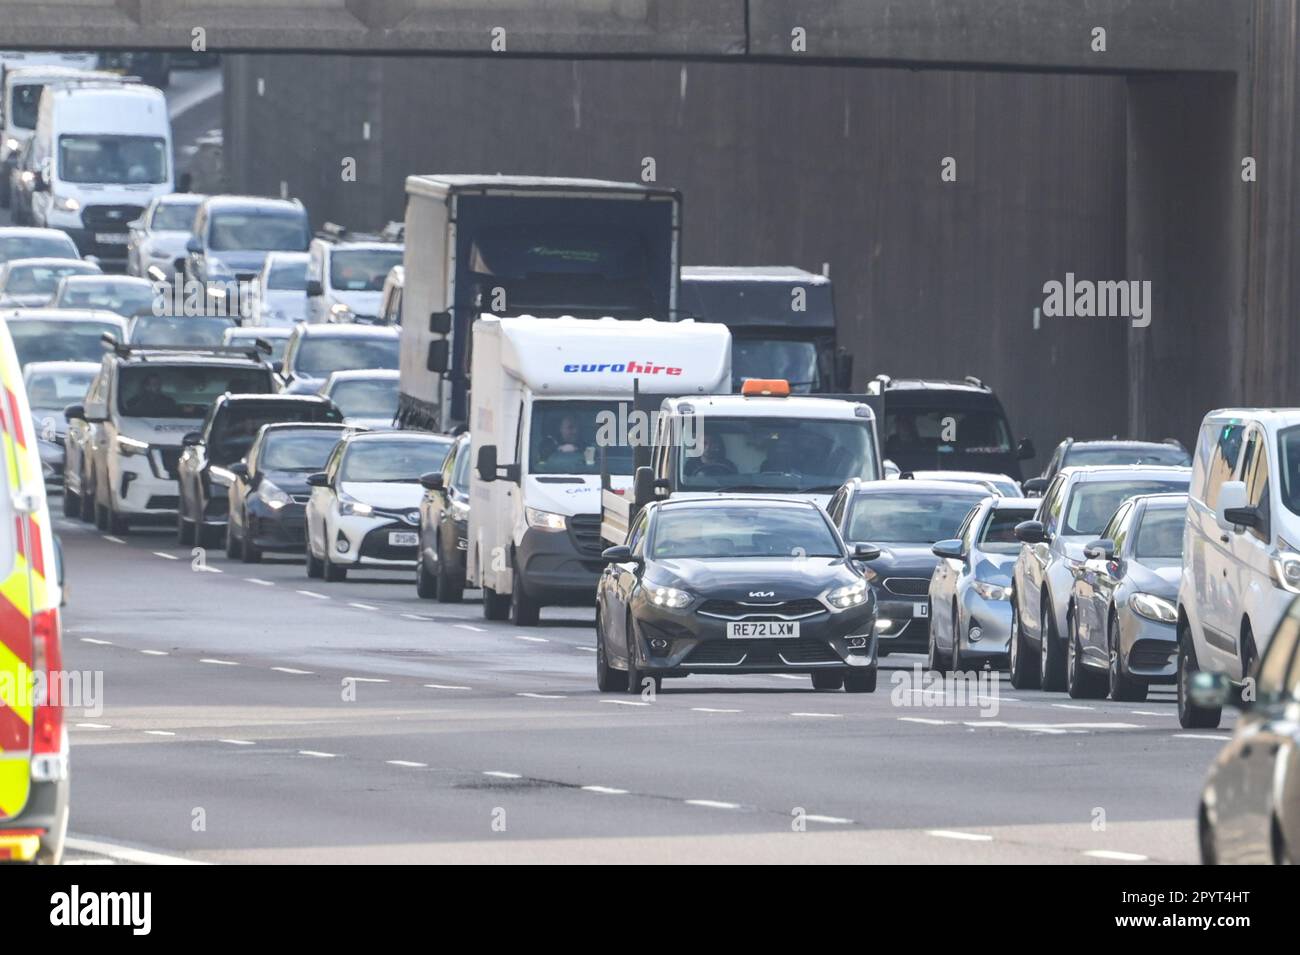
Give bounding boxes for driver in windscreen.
[539,413,586,467]
[124,372,178,417]
[685,430,737,476]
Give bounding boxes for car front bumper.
[331,514,420,568]
[873,591,931,653]
[246,499,308,552]
[958,586,1014,660]
[109,449,181,516]
[516,525,604,605]
[1117,606,1178,683]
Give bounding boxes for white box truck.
[467,315,730,626]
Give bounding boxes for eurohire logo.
[562,360,683,376]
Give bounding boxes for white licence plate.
[914,602,929,618]
[94,232,129,245]
[726,621,799,639]
[388,531,418,546]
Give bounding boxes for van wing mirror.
[305,278,323,297]
[429,311,452,335]
[426,339,449,373]
[1017,438,1036,461]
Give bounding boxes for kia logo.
[748,591,775,598]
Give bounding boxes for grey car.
[1194,597,1300,864]
[1063,493,1186,701]
[928,497,1037,672]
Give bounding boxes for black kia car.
[596,497,879,693]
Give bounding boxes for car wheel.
[811,669,844,690]
[240,517,262,564]
[436,543,464,604]
[177,511,195,545]
[94,498,108,531]
[1066,614,1106,699]
[844,665,878,693]
[1107,613,1147,702]
[595,611,627,692]
[305,532,324,579]
[197,522,223,549]
[62,486,78,518]
[926,619,950,674]
[78,470,95,522]
[416,554,439,599]
[323,550,347,582]
[509,559,541,627]
[1039,596,1067,691]
[482,586,510,621]
[1008,595,1040,690]
[225,522,242,560]
[624,614,659,695]
[950,599,964,672]
[1198,803,1217,865]
[1177,628,1221,729]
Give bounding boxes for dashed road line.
[685,799,742,810]
[80,638,113,646]
[271,667,313,675]
[926,829,993,842]
[345,676,388,684]
[426,683,472,691]
[483,771,521,779]
[296,590,329,600]
[517,692,566,700]
[1173,733,1230,741]
[898,717,956,726]
[515,635,548,643]
[217,739,255,746]
[245,578,275,587]
[152,551,178,560]
[102,535,125,544]
[791,712,841,718]
[1083,849,1148,861]
[692,707,742,713]
[601,699,649,706]
[199,658,238,666]
[298,750,336,758]
[804,814,853,824]
[400,613,432,621]
[347,602,379,611]
[142,730,175,737]
[140,649,168,656]
[75,722,111,730]
[456,624,486,633]
[387,760,427,768]
[582,785,628,795]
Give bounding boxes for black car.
[226,423,351,562]
[1028,438,1190,494]
[596,497,880,694]
[827,478,989,654]
[177,394,342,546]
[416,431,471,601]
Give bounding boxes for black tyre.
[197,522,223,549]
[1039,596,1067,691]
[595,612,627,692]
[926,624,949,675]
[811,670,844,690]
[225,523,241,560]
[305,534,324,579]
[323,551,347,582]
[78,472,95,522]
[1008,595,1040,690]
[509,569,541,627]
[416,554,438,599]
[436,544,464,604]
[1107,614,1148,702]
[177,513,195,545]
[94,499,108,531]
[1177,629,1222,729]
[1066,614,1107,699]
[240,523,262,564]
[482,586,510,621]
[1199,803,1217,865]
[844,666,878,693]
[950,599,964,672]
[61,488,77,518]
[625,615,660,695]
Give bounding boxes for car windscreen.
[340,439,451,483]
[883,408,1013,461]
[7,320,120,365]
[58,134,168,185]
[260,429,346,471]
[209,403,341,465]
[0,235,77,263]
[650,505,841,559]
[846,489,985,544]
[676,416,878,494]
[451,439,472,494]
[266,259,308,290]
[56,281,154,316]
[150,202,199,232]
[4,262,97,295]
[330,249,402,292]
[980,507,1037,552]
[208,212,308,252]
[1062,479,1189,536]
[731,339,820,393]
[1133,506,1186,560]
[527,399,637,476]
[328,378,398,420]
[1280,426,1300,517]
[1063,446,1191,468]
[130,314,233,347]
[10,83,43,130]
[117,365,273,419]
[293,335,398,378]
[25,368,95,410]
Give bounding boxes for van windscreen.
[58,134,168,185]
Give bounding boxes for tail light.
[30,607,63,756]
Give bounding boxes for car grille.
[684,639,840,666]
[145,495,178,510]
[883,577,930,597]
[697,598,825,620]
[291,494,311,505]
[567,513,603,556]
[359,522,418,561]
[153,446,183,479]
[82,204,145,230]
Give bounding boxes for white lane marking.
[142,730,175,737]
[296,590,329,600]
[805,814,853,824]
[898,717,957,726]
[1083,849,1148,862]
[791,712,841,718]
[692,707,742,713]
[517,692,566,699]
[387,760,427,768]
[75,722,111,729]
[102,535,125,544]
[426,683,472,691]
[271,666,313,675]
[298,750,336,758]
[515,635,548,643]
[1131,710,1164,716]
[969,720,1141,734]
[152,551,178,560]
[1173,733,1231,741]
[685,799,741,810]
[65,836,208,866]
[483,771,521,779]
[199,658,238,666]
[245,578,274,587]
[601,699,649,706]
[400,613,431,621]
[926,829,993,842]
[80,638,113,646]
[575,646,597,653]
[908,688,1016,704]
[217,738,255,746]
[1052,703,1095,711]
[456,624,486,633]
[345,677,388,684]
[140,649,168,656]
[348,602,379,611]
[196,565,223,574]
[582,785,627,795]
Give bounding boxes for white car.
[306,235,403,324]
[304,430,454,581]
[317,369,399,430]
[907,470,1022,497]
[1177,408,1300,728]
[126,193,205,278]
[247,250,309,327]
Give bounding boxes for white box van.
[28,83,173,268]
[1177,408,1300,727]
[467,316,730,625]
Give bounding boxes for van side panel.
[397,191,450,430]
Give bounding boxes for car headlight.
[339,497,373,517]
[51,194,80,213]
[826,578,868,610]
[525,506,567,532]
[329,303,352,321]
[643,581,691,609]
[3,137,19,154]
[451,499,470,521]
[115,435,149,457]
[971,579,1010,601]
[1271,550,1300,594]
[1130,591,1177,623]
[259,481,291,510]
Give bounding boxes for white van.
[1177,408,1300,727]
[467,316,731,625]
[28,83,173,268]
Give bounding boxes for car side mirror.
[185,236,202,255]
[305,279,323,297]
[853,542,882,561]
[931,538,965,561]
[1188,671,1240,710]
[420,471,445,492]
[63,403,85,422]
[127,218,143,230]
[1223,505,1261,530]
[1014,520,1048,544]
[271,360,285,375]
[307,471,330,488]
[1021,477,1047,496]
[1216,481,1248,532]
[181,432,202,447]
[229,462,249,481]
[601,544,637,563]
[1084,538,1116,561]
[1017,438,1036,461]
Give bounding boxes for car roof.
[214,393,329,407]
[322,369,400,385]
[23,360,99,376]
[662,394,872,419]
[291,323,399,338]
[111,351,270,368]
[1064,439,1183,451]
[909,470,1016,482]
[1057,464,1192,483]
[317,239,402,253]
[263,251,309,263]
[868,376,992,394]
[656,496,821,512]
[681,265,829,285]
[0,227,76,240]
[1200,408,1300,428]
[341,429,452,445]
[258,421,351,434]
[1,306,125,324]
[202,195,304,213]
[1128,492,1190,508]
[852,478,991,495]
[224,326,292,339]
[154,193,206,206]
[2,256,95,269]
[58,273,152,287]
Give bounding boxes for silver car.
[126,193,205,279]
[1194,597,1300,864]
[928,497,1036,671]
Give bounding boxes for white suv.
[1177,409,1300,728]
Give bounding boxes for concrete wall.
[224,54,1132,464]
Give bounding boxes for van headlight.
[1130,592,1177,623]
[972,579,1010,601]
[643,581,691,609]
[525,506,567,532]
[51,194,80,213]
[1271,550,1300,594]
[115,435,149,457]
[826,579,868,610]
[329,303,353,321]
